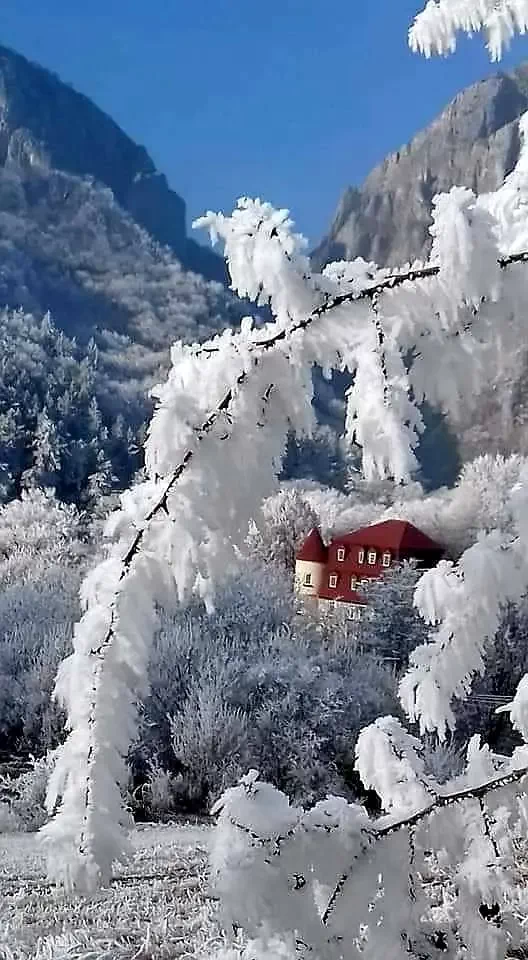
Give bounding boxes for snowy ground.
[0,822,229,960]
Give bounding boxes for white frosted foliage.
[42,75,528,926]
[400,530,527,738]
[430,187,502,307]
[410,0,528,61]
[209,762,528,960]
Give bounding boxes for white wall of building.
[294,559,325,598]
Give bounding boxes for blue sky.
[3,1,528,245]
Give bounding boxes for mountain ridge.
[313,62,528,470]
[313,64,528,270]
[0,43,225,283]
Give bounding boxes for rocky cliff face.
[314,67,528,270]
[0,45,224,282]
[313,64,528,476]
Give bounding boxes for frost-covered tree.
[356,562,428,664]
[38,16,528,960]
[0,309,136,505]
[380,452,528,558]
[246,488,318,572]
[0,490,92,754]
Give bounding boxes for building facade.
[295,519,443,616]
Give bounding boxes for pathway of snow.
[0,822,227,959]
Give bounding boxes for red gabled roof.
[296,528,328,563]
[334,519,442,553]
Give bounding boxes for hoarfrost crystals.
[410,0,528,61]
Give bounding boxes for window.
[350,575,358,591]
[358,548,365,564]
[382,552,391,567]
[367,550,377,565]
[329,574,338,588]
[304,572,312,586]
[352,605,362,621]
[336,547,345,562]
[360,579,369,588]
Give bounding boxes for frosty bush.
[169,683,249,810]
[0,490,92,754]
[128,759,180,822]
[0,753,56,832]
[139,566,398,812]
[384,452,528,558]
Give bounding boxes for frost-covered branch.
[321,762,528,925]
[40,358,275,890]
[44,131,528,890]
[410,0,528,61]
[211,753,528,960]
[398,462,528,740]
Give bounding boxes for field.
[0,822,229,960]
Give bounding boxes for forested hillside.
[0,46,245,502]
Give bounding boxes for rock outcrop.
[314,67,528,270]
[0,44,225,282]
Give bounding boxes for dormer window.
[358,548,365,564]
[329,574,338,588]
[382,552,391,568]
[337,547,345,562]
[367,550,377,565]
[350,575,358,591]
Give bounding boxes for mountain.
[0,45,244,386]
[313,66,528,270]
[0,44,225,283]
[0,45,248,504]
[313,64,528,475]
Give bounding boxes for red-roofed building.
[295,520,443,617]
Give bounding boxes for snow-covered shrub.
[0,487,84,588]
[0,801,19,833]
[0,490,93,753]
[382,453,528,559]
[0,753,56,832]
[129,759,181,822]
[139,566,398,811]
[169,682,249,809]
[285,480,379,541]
[420,737,465,783]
